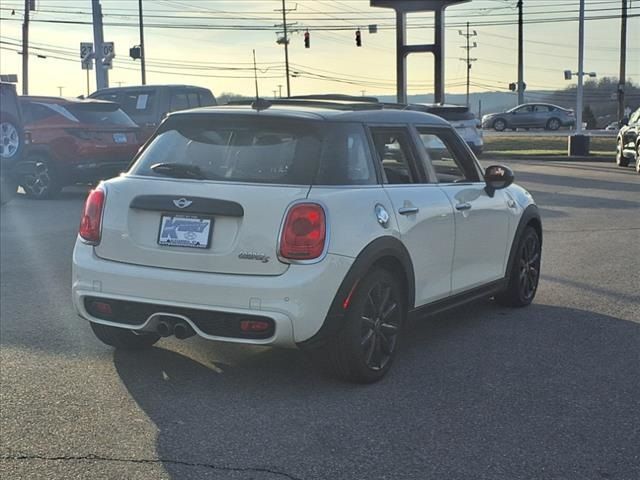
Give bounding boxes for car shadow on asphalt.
[113,302,640,479]
[515,170,640,193]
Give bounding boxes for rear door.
[415,126,511,293]
[368,126,455,305]
[94,114,324,276]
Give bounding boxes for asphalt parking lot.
[1,159,639,480]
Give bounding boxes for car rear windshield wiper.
[150,163,207,180]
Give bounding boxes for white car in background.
[72,98,541,383]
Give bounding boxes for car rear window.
[66,103,137,127]
[129,115,376,185]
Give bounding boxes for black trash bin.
[568,134,590,156]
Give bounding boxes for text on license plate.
[113,133,128,144]
[158,215,212,249]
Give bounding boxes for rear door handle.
[455,203,472,211]
[398,207,419,215]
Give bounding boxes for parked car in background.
[615,107,640,173]
[72,98,541,383]
[17,97,142,199]
[0,82,24,205]
[401,103,483,155]
[89,84,216,141]
[482,103,575,131]
[605,121,620,131]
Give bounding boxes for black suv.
[616,107,640,173]
[0,82,24,205]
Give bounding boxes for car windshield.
[66,103,137,127]
[129,115,376,185]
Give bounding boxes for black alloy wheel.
[319,268,405,383]
[496,226,542,307]
[518,231,541,303]
[359,281,401,372]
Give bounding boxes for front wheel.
[496,226,541,308]
[493,119,507,132]
[321,269,405,383]
[616,139,630,167]
[90,322,160,350]
[636,144,640,174]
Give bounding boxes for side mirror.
[484,165,514,197]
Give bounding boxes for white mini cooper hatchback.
[72,99,542,383]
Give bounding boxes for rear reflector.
[79,188,105,245]
[279,203,326,261]
[91,301,113,316]
[240,320,271,332]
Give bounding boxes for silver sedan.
[482,103,575,131]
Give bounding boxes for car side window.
[369,128,420,185]
[187,92,200,108]
[416,128,478,184]
[170,92,190,112]
[534,105,550,113]
[120,92,155,115]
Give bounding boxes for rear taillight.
[279,203,326,261]
[79,188,105,245]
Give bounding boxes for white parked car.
[72,98,542,383]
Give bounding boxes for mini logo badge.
[173,198,193,209]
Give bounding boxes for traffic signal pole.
[139,0,146,85]
[21,0,29,95]
[91,0,108,90]
[281,0,291,97]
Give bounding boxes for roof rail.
[288,94,381,103]
[227,98,384,111]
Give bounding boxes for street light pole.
[281,0,291,97]
[21,0,29,95]
[576,0,585,134]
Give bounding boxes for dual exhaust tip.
[157,319,195,340]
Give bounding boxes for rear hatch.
[65,102,140,147]
[94,112,326,276]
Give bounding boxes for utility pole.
[277,84,283,98]
[517,0,524,104]
[21,0,30,95]
[618,0,627,121]
[91,0,108,90]
[138,0,146,85]
[279,0,292,97]
[459,22,477,107]
[57,86,64,96]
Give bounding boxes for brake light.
[279,203,326,261]
[79,188,105,245]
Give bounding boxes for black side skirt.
[408,278,506,321]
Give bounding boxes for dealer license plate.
[158,215,212,249]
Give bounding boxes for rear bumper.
[72,242,354,347]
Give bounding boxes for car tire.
[496,226,541,308]
[546,118,561,131]
[20,155,62,199]
[636,144,640,174]
[493,119,507,132]
[320,268,405,383]
[616,139,630,167]
[90,322,160,350]
[0,114,24,161]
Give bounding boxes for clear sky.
[0,0,638,99]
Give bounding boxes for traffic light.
[355,29,362,47]
[129,46,142,60]
[304,30,310,49]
